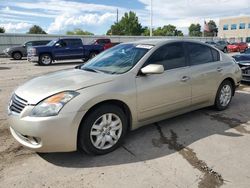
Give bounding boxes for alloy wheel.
[90,113,122,150]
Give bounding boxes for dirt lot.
[0,57,250,188]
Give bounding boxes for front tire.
[12,52,22,60]
[78,104,128,155]
[39,54,52,65]
[214,80,233,111]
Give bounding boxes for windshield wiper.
[81,67,98,73]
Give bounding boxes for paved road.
[0,58,250,188]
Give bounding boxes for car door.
[185,42,223,105]
[53,39,70,60]
[64,39,84,59]
[136,42,191,121]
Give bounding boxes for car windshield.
[80,43,152,74]
[46,39,58,46]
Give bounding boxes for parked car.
[90,38,120,50]
[3,40,51,60]
[232,54,250,82]
[205,41,217,47]
[214,40,229,53]
[8,40,241,155]
[227,42,248,53]
[246,37,250,48]
[27,38,103,65]
[241,48,250,54]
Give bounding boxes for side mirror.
[141,64,164,75]
[55,43,61,47]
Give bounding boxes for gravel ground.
[0,57,250,188]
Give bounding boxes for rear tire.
[78,104,128,155]
[39,54,52,66]
[12,52,22,60]
[214,80,233,111]
[89,52,97,59]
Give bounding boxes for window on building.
[223,24,229,30]
[239,23,246,29]
[231,24,237,30]
[248,23,250,29]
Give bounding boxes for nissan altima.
[8,39,242,155]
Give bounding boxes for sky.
[0,0,250,35]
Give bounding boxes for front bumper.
[27,55,39,62]
[3,50,11,57]
[8,107,85,152]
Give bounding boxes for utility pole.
[116,9,119,24]
[150,0,153,37]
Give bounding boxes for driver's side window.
[145,42,186,70]
[57,40,67,47]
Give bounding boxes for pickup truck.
[27,38,103,65]
[90,38,120,50]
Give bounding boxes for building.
[218,16,250,43]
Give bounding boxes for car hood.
[9,45,24,51]
[15,69,114,104]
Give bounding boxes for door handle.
[65,48,70,50]
[217,67,223,72]
[181,76,190,82]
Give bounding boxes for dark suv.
[3,40,51,60]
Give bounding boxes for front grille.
[9,94,28,114]
[242,69,250,75]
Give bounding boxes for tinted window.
[146,42,186,70]
[33,41,50,46]
[187,43,214,65]
[63,39,82,47]
[211,48,220,61]
[25,42,32,47]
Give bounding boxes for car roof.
[129,39,210,47]
[26,40,51,42]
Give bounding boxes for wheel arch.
[39,52,54,61]
[77,99,132,141]
[11,51,23,58]
[220,77,236,96]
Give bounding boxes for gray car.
[7,39,242,155]
[3,40,50,60]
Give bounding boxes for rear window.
[187,43,214,65]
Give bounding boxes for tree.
[142,27,150,36]
[204,20,218,37]
[66,28,94,35]
[0,27,5,33]
[153,24,183,36]
[189,23,202,37]
[27,25,47,34]
[106,11,143,35]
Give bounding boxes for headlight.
[4,48,9,52]
[28,47,36,55]
[31,91,79,117]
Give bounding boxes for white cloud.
[47,12,115,33]
[1,0,250,34]
[0,22,32,33]
[138,0,250,32]
[1,6,55,18]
